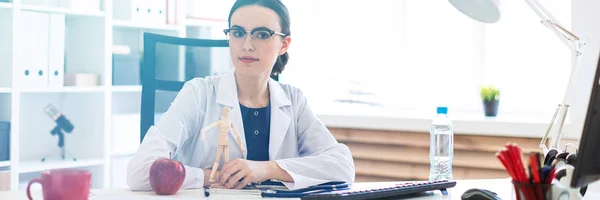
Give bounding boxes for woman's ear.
[279,36,291,55]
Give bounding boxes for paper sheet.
[90,193,188,200]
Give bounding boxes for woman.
[126,0,355,191]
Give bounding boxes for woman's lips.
[239,56,259,63]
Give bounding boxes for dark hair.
[228,0,291,80]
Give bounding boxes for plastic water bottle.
[429,106,454,181]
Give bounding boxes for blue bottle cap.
[437,107,448,114]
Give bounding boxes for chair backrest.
[140,32,229,143]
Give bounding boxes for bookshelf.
[0,0,233,191]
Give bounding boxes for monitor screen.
[571,49,600,188]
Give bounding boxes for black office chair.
[139,32,229,143]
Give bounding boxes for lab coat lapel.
[268,78,291,160]
[216,70,247,158]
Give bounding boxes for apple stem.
[169,152,172,159]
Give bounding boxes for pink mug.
[26,169,92,200]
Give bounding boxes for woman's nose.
[242,35,255,51]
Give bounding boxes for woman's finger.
[220,159,240,175]
[226,168,250,188]
[234,174,253,189]
[219,163,242,185]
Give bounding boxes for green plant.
[481,85,500,102]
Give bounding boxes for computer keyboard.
[300,179,456,200]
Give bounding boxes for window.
[280,0,572,120]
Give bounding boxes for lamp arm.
[524,0,582,52]
[524,0,588,154]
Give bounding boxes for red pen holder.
[512,181,554,200]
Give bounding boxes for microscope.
[42,104,77,162]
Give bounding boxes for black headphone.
[547,143,587,197]
[544,143,578,167]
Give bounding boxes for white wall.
[570,0,600,140]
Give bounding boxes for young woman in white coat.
[126,0,355,191]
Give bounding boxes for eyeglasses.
[223,26,287,45]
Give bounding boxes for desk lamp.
[448,0,588,155]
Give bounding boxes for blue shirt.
[239,103,271,161]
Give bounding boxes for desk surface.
[3,179,599,200]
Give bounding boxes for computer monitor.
[571,49,600,188]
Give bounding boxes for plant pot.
[483,100,499,117]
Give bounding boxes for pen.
[203,187,261,197]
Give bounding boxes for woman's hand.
[203,168,221,187]
[218,159,273,189]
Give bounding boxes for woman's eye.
[233,31,245,38]
[256,32,271,40]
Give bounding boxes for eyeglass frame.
[223,26,288,42]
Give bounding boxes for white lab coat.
[126,69,355,191]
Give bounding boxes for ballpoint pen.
[203,187,261,197]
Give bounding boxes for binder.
[18,11,49,89]
[48,14,65,88]
[151,0,167,24]
[130,0,146,23]
[166,0,177,24]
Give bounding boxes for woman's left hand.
[219,159,272,189]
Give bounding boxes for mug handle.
[26,178,43,200]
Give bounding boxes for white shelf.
[111,150,136,157]
[0,161,10,168]
[0,88,10,93]
[19,86,106,93]
[21,5,105,17]
[185,17,228,28]
[111,85,141,92]
[113,20,181,32]
[19,158,104,173]
[0,2,11,9]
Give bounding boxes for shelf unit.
[21,4,105,17]
[0,161,9,168]
[0,0,234,191]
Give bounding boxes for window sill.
[313,103,583,139]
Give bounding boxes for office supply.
[495,143,582,200]
[47,13,65,88]
[41,104,76,162]
[461,188,501,200]
[199,107,246,182]
[147,0,166,23]
[203,187,261,197]
[166,0,177,24]
[112,53,141,85]
[18,11,49,89]
[64,73,100,86]
[300,180,455,200]
[130,0,148,23]
[448,0,588,157]
[0,121,9,162]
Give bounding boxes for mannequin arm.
[230,123,246,154]
[200,122,218,141]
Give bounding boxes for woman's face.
[228,5,291,78]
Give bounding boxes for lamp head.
[449,0,501,23]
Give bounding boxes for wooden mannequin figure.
[200,107,246,182]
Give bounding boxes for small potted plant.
[481,85,500,117]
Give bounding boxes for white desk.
[3,179,599,200]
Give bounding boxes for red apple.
[149,152,186,195]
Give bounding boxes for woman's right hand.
[203,168,221,187]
